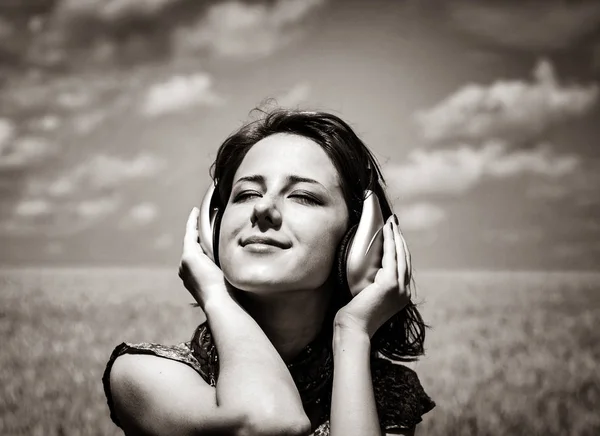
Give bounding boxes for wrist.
[202,290,237,315]
[332,322,371,355]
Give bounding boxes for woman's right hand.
[178,207,230,310]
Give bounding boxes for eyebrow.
[234,174,329,191]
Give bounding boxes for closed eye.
[233,191,261,203]
[289,192,322,205]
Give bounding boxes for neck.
[235,284,334,363]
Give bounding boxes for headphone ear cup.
[211,209,224,268]
[335,224,358,295]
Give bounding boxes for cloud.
[34,152,165,197]
[120,202,159,227]
[154,233,174,250]
[141,73,224,117]
[76,196,121,219]
[60,0,177,22]
[486,145,579,178]
[385,142,580,198]
[0,194,123,237]
[483,227,544,246]
[276,82,311,107]
[0,137,56,170]
[397,202,446,231]
[593,41,600,71]
[29,115,61,133]
[71,111,107,135]
[3,152,165,236]
[415,59,599,145]
[174,0,324,59]
[14,199,52,217]
[0,118,15,149]
[447,1,600,51]
[19,0,324,72]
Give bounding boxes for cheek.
[215,209,242,258]
[301,217,348,263]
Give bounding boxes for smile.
[242,243,283,254]
[241,235,292,249]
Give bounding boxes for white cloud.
[56,89,93,110]
[76,196,120,219]
[60,0,176,22]
[486,145,579,178]
[154,233,174,250]
[120,202,158,227]
[448,1,600,51]
[397,202,446,231]
[277,82,311,107]
[415,59,599,145]
[141,73,224,117]
[483,227,543,246]
[72,111,106,134]
[1,194,123,237]
[30,115,61,132]
[39,152,165,197]
[385,142,580,198]
[174,0,324,59]
[15,199,52,217]
[0,137,56,169]
[0,118,16,150]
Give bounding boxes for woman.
[102,109,435,436]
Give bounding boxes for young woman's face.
[218,133,350,293]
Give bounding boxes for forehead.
[234,133,340,187]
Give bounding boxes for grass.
[1,268,599,436]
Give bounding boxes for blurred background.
[1,0,599,435]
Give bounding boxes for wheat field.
[1,268,598,436]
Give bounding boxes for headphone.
[198,181,388,298]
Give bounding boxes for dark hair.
[210,108,427,362]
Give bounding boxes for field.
[1,268,599,436]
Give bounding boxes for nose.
[251,197,282,230]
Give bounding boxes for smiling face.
[218,133,350,293]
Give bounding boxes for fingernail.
[393,214,399,225]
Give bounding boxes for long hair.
[209,107,427,361]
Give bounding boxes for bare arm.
[110,354,248,436]
[203,294,311,434]
[329,325,382,436]
[328,325,417,436]
[330,217,417,436]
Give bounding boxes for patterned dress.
[103,323,435,435]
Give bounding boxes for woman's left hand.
[334,215,411,338]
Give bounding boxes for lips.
[241,235,291,249]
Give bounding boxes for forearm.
[329,325,383,436]
[203,295,309,432]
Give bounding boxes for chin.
[226,275,292,294]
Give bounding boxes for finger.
[399,226,412,289]
[394,218,412,294]
[391,217,408,288]
[380,217,398,281]
[184,207,200,250]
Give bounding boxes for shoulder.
[371,356,435,432]
[102,333,213,428]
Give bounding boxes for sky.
[0,0,599,271]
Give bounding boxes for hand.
[334,215,411,339]
[178,207,230,309]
